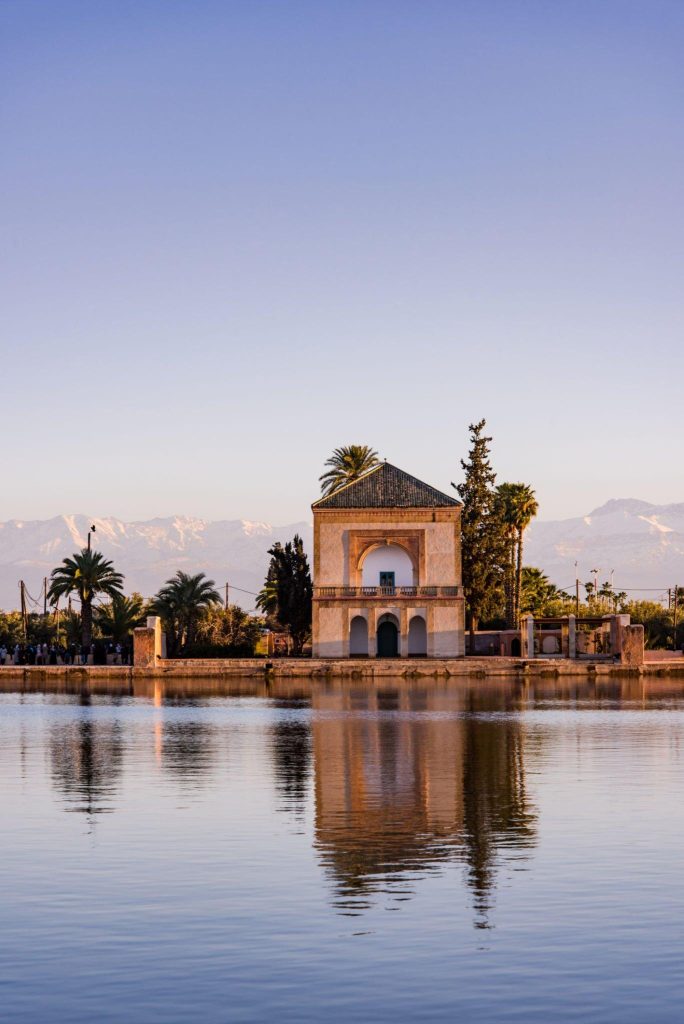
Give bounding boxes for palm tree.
[494,483,519,628]
[96,593,147,643]
[319,445,380,496]
[150,571,221,656]
[255,563,278,618]
[58,609,83,648]
[520,567,572,616]
[48,549,124,647]
[495,483,539,625]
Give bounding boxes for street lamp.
[87,524,96,551]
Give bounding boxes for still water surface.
[1,676,684,1022]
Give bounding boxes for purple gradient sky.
[2,1,682,524]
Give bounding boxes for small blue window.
[379,572,395,588]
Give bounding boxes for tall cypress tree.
[257,534,312,655]
[453,420,507,642]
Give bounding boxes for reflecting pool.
[1,676,684,1022]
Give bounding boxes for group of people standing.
[0,641,132,666]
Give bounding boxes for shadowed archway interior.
[408,615,427,656]
[376,615,399,657]
[349,616,369,657]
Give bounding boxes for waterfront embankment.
[1,655,684,682]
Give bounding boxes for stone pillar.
[133,616,163,668]
[568,615,576,659]
[521,615,535,658]
[609,614,631,657]
[620,625,645,667]
[367,607,377,659]
[400,606,409,657]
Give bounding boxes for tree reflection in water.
[49,691,124,826]
[270,697,313,822]
[312,682,537,926]
[462,689,537,928]
[161,714,216,786]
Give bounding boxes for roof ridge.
[312,462,384,507]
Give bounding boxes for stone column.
[610,614,631,657]
[400,607,409,657]
[367,607,377,658]
[133,616,163,668]
[568,615,576,659]
[521,615,535,658]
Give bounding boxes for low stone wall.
[2,655,684,682]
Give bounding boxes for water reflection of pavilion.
[312,684,537,924]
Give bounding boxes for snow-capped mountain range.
[524,499,684,597]
[0,499,683,610]
[0,514,312,612]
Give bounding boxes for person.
[0,645,6,665]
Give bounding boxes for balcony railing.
[314,585,462,599]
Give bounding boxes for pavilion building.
[311,462,465,658]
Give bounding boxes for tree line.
[2,431,679,656]
[0,552,263,658]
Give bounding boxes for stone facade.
[311,463,465,659]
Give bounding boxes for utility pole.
[43,577,47,617]
[674,585,679,651]
[574,562,579,615]
[20,581,27,640]
[225,581,230,610]
[668,588,672,611]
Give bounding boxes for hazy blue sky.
[2,0,682,525]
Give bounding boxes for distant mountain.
[1,500,682,612]
[0,514,312,611]
[524,499,684,596]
